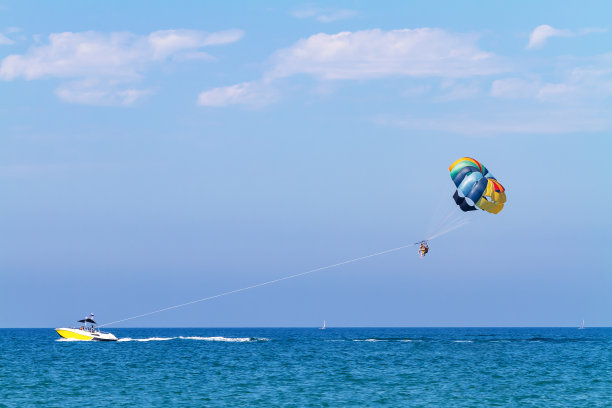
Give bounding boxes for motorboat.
[55,314,118,341]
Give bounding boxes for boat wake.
[178,336,266,342]
[117,336,268,343]
[352,338,423,342]
[117,337,174,342]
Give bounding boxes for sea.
[1,327,610,407]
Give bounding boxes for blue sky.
[1,0,610,328]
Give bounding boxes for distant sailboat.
[320,320,326,330]
[579,319,585,330]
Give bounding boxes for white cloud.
[197,81,277,107]
[316,9,358,23]
[536,82,581,101]
[200,29,245,46]
[0,28,243,105]
[148,29,243,60]
[0,33,13,45]
[290,5,357,23]
[55,79,152,106]
[527,25,607,49]
[1,32,144,80]
[0,29,243,81]
[267,28,503,80]
[198,27,504,108]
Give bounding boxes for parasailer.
[449,157,506,214]
[418,241,429,258]
[415,157,505,258]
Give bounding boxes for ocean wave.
[453,340,473,343]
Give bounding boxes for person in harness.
[418,242,429,258]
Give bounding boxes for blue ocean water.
[1,328,611,407]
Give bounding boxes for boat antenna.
[98,243,415,328]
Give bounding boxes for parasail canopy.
[449,157,506,214]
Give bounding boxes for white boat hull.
[55,328,118,341]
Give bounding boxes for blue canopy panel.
[453,191,477,212]
[452,166,480,188]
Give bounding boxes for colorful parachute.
[449,157,506,214]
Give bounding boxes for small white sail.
[320,320,326,330]
[579,319,585,329]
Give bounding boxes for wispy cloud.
[0,33,13,45]
[491,78,540,99]
[527,25,607,49]
[375,108,610,135]
[290,5,358,23]
[199,28,504,107]
[0,29,243,105]
[268,28,503,80]
[55,79,153,106]
[492,56,612,103]
[148,29,242,60]
[197,80,277,107]
[436,80,480,101]
[172,51,215,62]
[380,55,612,135]
[193,25,612,137]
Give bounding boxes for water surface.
[1,328,610,407]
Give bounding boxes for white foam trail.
[118,337,175,342]
[453,340,473,343]
[115,336,268,343]
[178,336,266,342]
[354,338,385,342]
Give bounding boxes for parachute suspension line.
[98,243,415,328]
[425,196,451,240]
[426,219,470,241]
[428,211,471,241]
[425,196,471,243]
[426,205,457,240]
